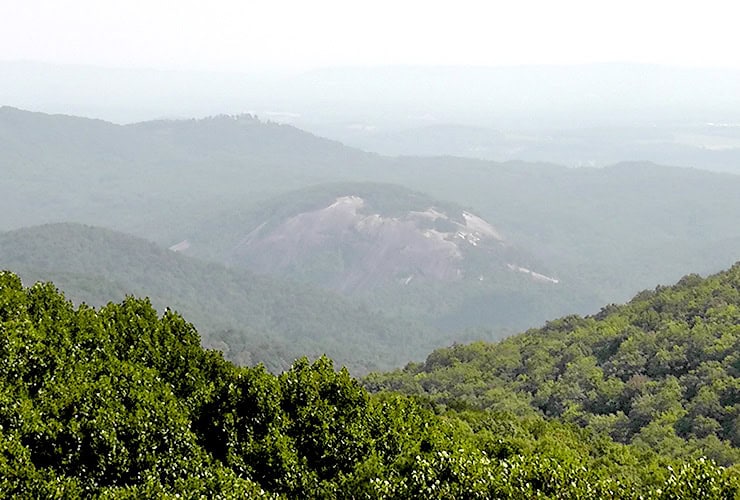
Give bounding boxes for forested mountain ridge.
[0,106,379,242]
[5,62,740,176]
[0,223,435,374]
[0,105,361,164]
[1,270,738,498]
[366,262,740,465]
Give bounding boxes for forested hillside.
[0,106,378,241]
[1,270,738,498]
[0,223,435,374]
[379,158,740,305]
[367,262,740,466]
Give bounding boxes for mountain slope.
[0,223,435,374]
[0,106,379,242]
[184,182,587,334]
[187,182,554,289]
[378,158,740,305]
[366,262,740,464]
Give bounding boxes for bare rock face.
[228,194,557,293]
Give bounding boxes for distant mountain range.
[2,106,739,355]
[4,61,740,130]
[335,122,740,173]
[4,61,740,174]
[0,105,378,241]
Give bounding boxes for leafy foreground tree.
[0,270,738,498]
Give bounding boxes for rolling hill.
[366,261,740,465]
[0,223,439,374]
[0,106,379,242]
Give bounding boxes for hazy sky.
[2,0,739,71]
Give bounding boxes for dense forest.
[367,263,740,467]
[2,268,740,498]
